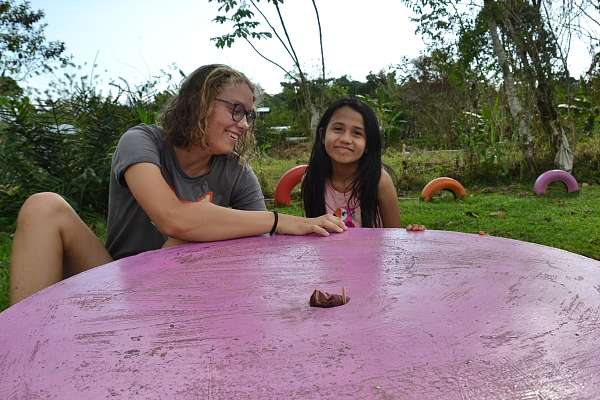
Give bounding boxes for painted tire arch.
[421,177,467,202]
[533,169,579,195]
[274,165,308,206]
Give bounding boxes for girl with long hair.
[302,98,401,228]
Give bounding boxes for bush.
[574,136,600,184]
[0,91,142,229]
[383,148,464,192]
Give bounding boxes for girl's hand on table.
[277,214,347,236]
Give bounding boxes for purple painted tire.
[533,169,579,195]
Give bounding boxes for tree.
[0,0,69,83]
[496,1,572,171]
[208,0,325,135]
[403,0,598,172]
[484,1,536,171]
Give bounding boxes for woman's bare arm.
[125,163,346,242]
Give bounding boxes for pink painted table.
[1,229,600,399]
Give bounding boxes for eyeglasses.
[214,98,256,125]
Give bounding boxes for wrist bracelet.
[269,210,278,236]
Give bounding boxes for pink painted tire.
[533,169,579,195]
[274,165,307,206]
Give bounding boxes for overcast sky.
[28,1,595,95]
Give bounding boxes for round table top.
[1,229,600,399]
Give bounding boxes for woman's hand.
[276,213,347,236]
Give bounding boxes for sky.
[27,1,596,96]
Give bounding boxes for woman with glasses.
[10,64,346,304]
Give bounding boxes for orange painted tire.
[274,165,308,206]
[421,177,466,202]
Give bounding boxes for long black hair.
[301,98,383,227]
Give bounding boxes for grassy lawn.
[276,183,600,261]
[1,183,599,312]
[403,185,600,259]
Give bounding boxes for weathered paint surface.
[1,229,600,399]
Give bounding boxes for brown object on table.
[309,288,349,308]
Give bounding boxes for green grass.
[276,183,600,261]
[400,185,600,260]
[1,184,599,312]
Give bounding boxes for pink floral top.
[324,183,361,228]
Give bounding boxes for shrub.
[0,91,141,229]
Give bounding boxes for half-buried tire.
[274,165,308,206]
[533,169,579,195]
[421,177,467,202]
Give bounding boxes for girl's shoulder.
[116,124,166,152]
[120,124,165,144]
[378,167,397,193]
[124,123,164,136]
[379,167,393,184]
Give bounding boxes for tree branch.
[542,0,570,76]
[311,0,325,80]
[273,1,304,80]
[573,0,600,28]
[243,37,298,84]
[249,0,296,64]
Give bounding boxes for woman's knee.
[17,192,73,226]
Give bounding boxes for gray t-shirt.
[105,124,266,259]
